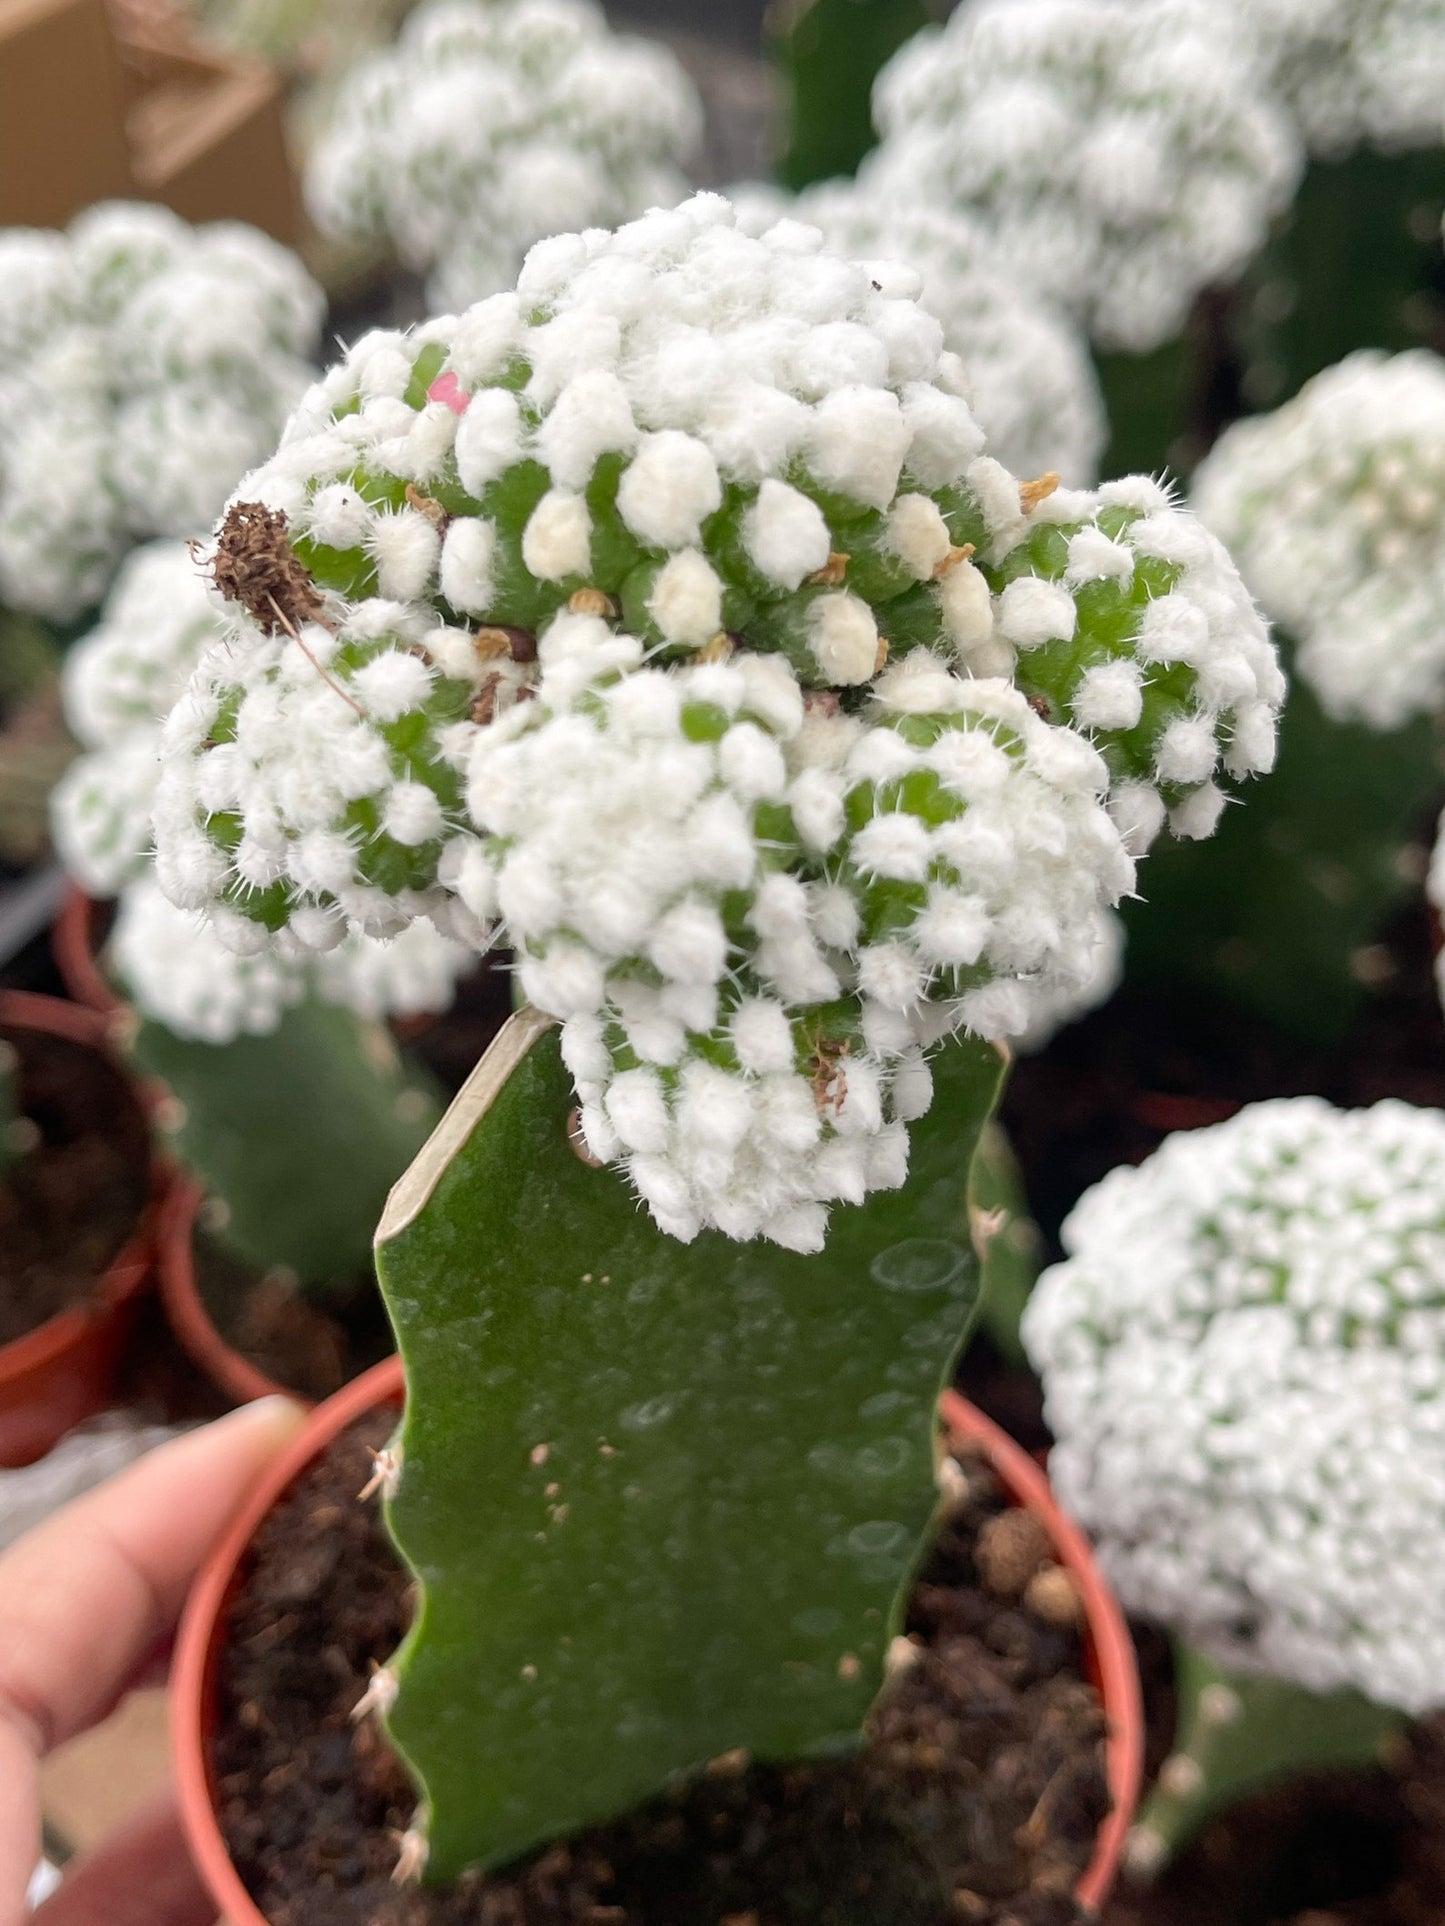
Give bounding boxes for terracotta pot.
[939,1388,1144,1912]
[0,990,162,1467]
[175,1364,1143,1923]
[51,886,122,1018]
[157,1175,290,1407]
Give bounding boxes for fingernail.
[224,1393,308,1436]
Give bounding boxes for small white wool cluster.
[868,0,1302,353]
[731,182,1105,485]
[151,604,505,950]
[50,543,218,895]
[995,473,1284,852]
[0,203,323,621]
[1024,1098,1445,1714]
[1193,350,1445,731]
[1242,0,1445,158]
[110,874,472,1044]
[303,0,702,310]
[1013,904,1124,1052]
[460,617,1134,1247]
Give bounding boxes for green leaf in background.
[376,1009,1006,1880]
[1123,642,1443,1044]
[768,0,939,191]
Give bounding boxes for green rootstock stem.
[129,997,442,1299]
[1123,639,1444,1045]
[768,0,936,190]
[970,1121,1041,1370]
[375,1009,1006,1881]
[1131,1642,1404,1874]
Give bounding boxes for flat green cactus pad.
[375,1009,1005,1881]
[131,998,441,1296]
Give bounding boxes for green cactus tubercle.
[372,1008,1005,1880]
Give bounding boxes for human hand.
[0,1397,306,1926]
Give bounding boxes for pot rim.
[175,1366,1143,1924]
[157,1175,293,1408]
[0,989,161,1387]
[51,886,122,1018]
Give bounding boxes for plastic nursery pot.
[0,990,162,1467]
[940,1388,1145,1912]
[175,1364,1144,1924]
[158,1174,291,1407]
[51,885,122,1017]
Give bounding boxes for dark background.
[606,0,770,49]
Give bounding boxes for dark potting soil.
[0,1022,149,1346]
[1100,1720,1445,1926]
[195,1230,396,1404]
[215,1415,1110,1926]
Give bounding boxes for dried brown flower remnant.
[207,502,328,635]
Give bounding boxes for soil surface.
[1101,1723,1445,1926]
[215,1415,1110,1926]
[195,1231,396,1405]
[0,1023,149,1346]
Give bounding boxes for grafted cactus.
[1024,1098,1445,1865]
[154,198,1284,1879]
[303,0,702,311]
[374,1009,1005,1879]
[1127,352,1445,1041]
[0,204,323,623]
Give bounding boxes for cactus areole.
[150,196,1281,1880]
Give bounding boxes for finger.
[0,1397,304,1926]
[32,1794,215,1926]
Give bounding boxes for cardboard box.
[0,0,136,227]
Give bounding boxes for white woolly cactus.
[111,874,470,1045]
[867,0,1302,353]
[303,0,702,311]
[1024,1097,1445,1714]
[1193,349,1445,731]
[49,542,473,1045]
[152,196,1283,1244]
[155,196,1280,950]
[0,203,323,622]
[1242,0,1445,158]
[457,618,1132,1247]
[732,182,1106,485]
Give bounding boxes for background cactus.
[0,204,323,625]
[1125,353,1445,1041]
[0,1038,40,1178]
[373,1008,1005,1878]
[302,0,704,311]
[1023,1097,1445,1866]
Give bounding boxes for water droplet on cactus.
[871,1238,969,1295]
